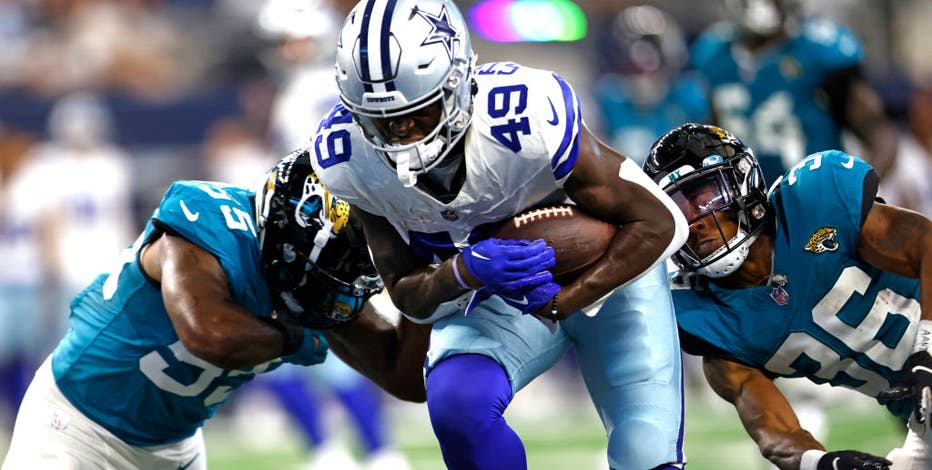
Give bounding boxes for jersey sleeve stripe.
[550,73,581,180]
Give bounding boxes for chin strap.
[393,139,447,188]
[395,150,417,187]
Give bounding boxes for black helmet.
[644,123,768,277]
[255,149,383,328]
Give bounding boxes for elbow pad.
[618,158,689,269]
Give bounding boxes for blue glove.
[497,278,561,315]
[282,328,329,366]
[464,271,559,316]
[461,239,555,291]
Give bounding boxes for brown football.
[493,205,617,285]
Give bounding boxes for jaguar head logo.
[804,227,839,254]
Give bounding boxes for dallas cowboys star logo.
[413,5,460,62]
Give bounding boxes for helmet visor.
[666,168,747,268]
[668,169,737,224]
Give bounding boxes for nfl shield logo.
[770,286,789,306]
[441,209,458,221]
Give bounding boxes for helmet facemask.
[348,56,475,187]
[664,160,764,277]
[255,150,384,329]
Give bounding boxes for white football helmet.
[335,0,476,186]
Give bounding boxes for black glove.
[816,450,891,470]
[878,350,932,430]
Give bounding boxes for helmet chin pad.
[393,138,446,187]
[695,231,757,278]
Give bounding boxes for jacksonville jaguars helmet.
[255,150,383,329]
[643,124,768,278]
[335,0,476,187]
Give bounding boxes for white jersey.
[311,62,582,261]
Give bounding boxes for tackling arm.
[143,232,311,370]
[323,303,431,402]
[703,357,823,469]
[553,125,688,317]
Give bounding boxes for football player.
[593,4,709,164]
[643,123,931,470]
[310,0,689,469]
[691,0,897,183]
[1,150,430,469]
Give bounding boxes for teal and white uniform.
[3,180,330,469]
[674,150,919,419]
[312,62,685,468]
[51,181,300,445]
[691,19,864,183]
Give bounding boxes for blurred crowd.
[3,0,932,467]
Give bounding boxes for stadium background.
[0,0,927,468]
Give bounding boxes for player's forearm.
[735,389,824,470]
[557,174,687,315]
[751,423,824,470]
[325,311,430,401]
[173,300,291,370]
[387,256,469,320]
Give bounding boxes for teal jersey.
[51,181,288,445]
[594,73,710,164]
[674,151,920,419]
[691,18,863,182]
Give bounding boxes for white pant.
[887,416,932,470]
[2,356,206,470]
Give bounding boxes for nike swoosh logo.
[470,251,491,261]
[180,200,200,222]
[501,294,529,306]
[546,98,559,126]
[841,154,855,169]
[913,365,932,375]
[178,453,199,470]
[830,457,840,470]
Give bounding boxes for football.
[493,205,617,285]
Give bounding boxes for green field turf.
[0,377,902,469]
[204,389,904,470]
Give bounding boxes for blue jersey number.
[477,62,519,75]
[315,106,354,169]
[488,85,531,152]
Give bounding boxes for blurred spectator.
[257,0,343,154]
[879,89,932,216]
[592,4,709,163]
[27,92,135,328]
[17,0,206,99]
[0,125,45,437]
[203,118,277,189]
[690,0,897,183]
